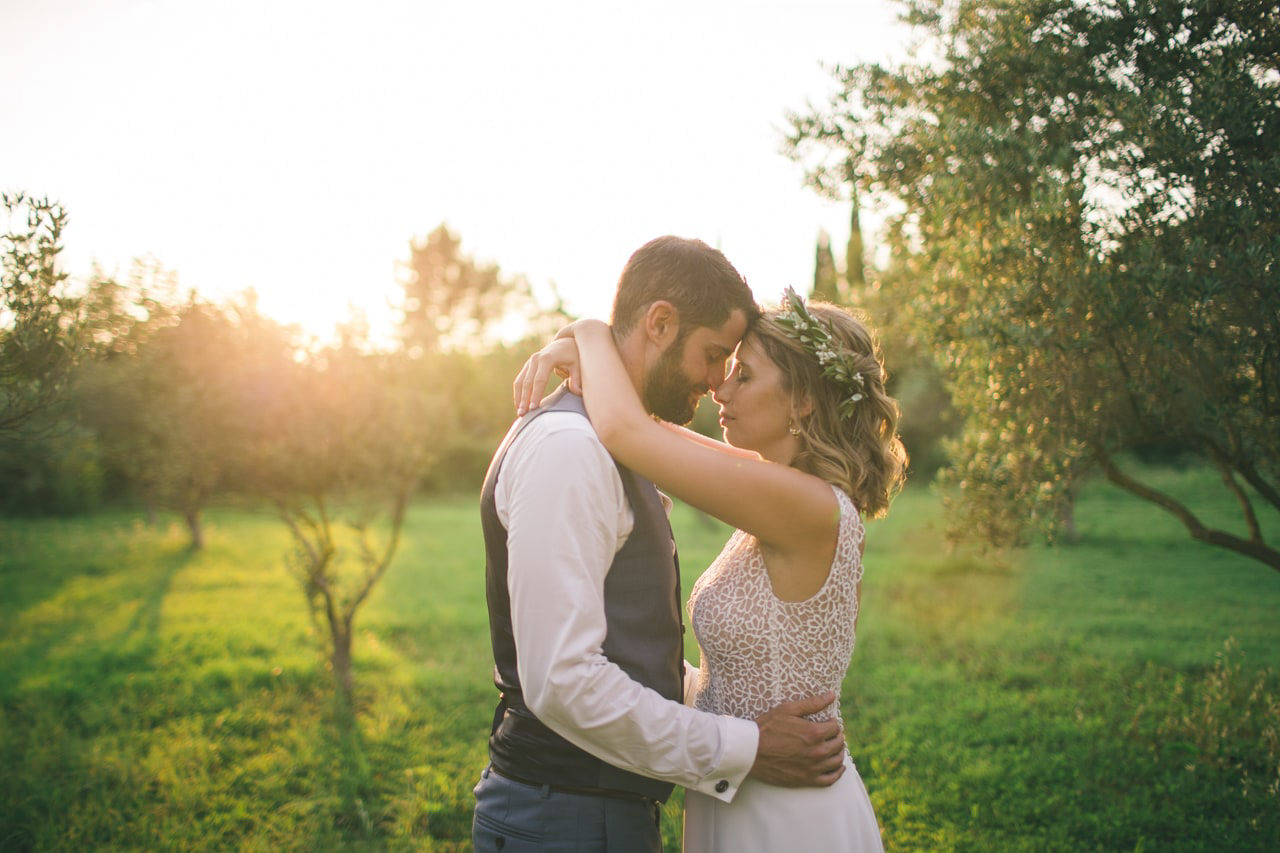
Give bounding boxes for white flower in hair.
[774,287,868,419]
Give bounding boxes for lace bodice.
[687,485,865,723]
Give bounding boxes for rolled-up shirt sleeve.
[496,413,757,801]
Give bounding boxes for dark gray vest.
[479,387,683,802]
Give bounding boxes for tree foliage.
[0,202,560,699]
[399,224,569,355]
[1,193,86,436]
[789,0,1280,569]
[239,338,442,704]
[79,292,295,547]
[854,243,962,480]
[805,197,960,480]
[0,248,171,515]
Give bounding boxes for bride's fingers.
[525,357,552,412]
[513,360,533,413]
[530,357,551,413]
[516,340,581,414]
[516,353,545,415]
[550,366,571,403]
[518,350,561,415]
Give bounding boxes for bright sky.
[3,0,908,341]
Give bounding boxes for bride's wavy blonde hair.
[750,301,907,518]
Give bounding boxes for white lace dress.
[683,485,884,852]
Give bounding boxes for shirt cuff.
[686,715,759,802]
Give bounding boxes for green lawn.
[1,466,1277,851]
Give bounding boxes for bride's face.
[712,336,797,462]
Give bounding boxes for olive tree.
[789,0,1280,569]
[1,193,85,436]
[79,295,279,547]
[399,224,569,355]
[241,337,442,705]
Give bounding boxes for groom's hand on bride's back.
[750,692,847,787]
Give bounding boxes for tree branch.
[1208,448,1263,544]
[1234,460,1280,516]
[1096,452,1280,572]
[1188,429,1280,515]
[346,489,409,620]
[276,500,322,569]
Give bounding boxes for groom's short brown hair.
[610,236,758,339]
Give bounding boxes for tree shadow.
[1066,531,1187,554]
[0,522,111,616]
[0,533,193,703]
[306,693,381,847]
[120,544,190,643]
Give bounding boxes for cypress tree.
[812,229,839,302]
[844,187,866,297]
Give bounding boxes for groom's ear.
[642,300,681,349]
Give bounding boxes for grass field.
[1,465,1278,851]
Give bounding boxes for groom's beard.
[643,343,706,425]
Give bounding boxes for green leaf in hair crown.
[774,287,867,419]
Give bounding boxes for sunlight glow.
[2,0,906,343]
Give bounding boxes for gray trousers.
[472,766,663,852]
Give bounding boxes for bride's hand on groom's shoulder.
[514,337,582,416]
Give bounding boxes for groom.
[474,236,847,852]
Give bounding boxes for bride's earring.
[788,418,801,436]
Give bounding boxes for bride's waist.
[691,682,843,722]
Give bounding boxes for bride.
[515,287,906,851]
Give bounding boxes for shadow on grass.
[120,544,190,643]
[307,693,383,848]
[0,531,188,852]
[0,533,194,703]
[0,521,118,617]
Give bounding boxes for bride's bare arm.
[657,421,760,461]
[514,336,758,465]
[518,320,837,556]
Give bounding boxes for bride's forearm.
[572,321,652,453]
[658,421,761,461]
[567,322,759,463]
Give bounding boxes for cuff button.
[715,780,729,793]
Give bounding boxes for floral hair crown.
[774,287,867,419]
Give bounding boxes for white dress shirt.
[494,410,759,802]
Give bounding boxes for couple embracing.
[473,236,906,851]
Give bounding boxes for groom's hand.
[749,692,846,787]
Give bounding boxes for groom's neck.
[611,325,653,414]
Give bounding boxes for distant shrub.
[1129,638,1280,813]
[419,433,500,496]
[0,423,103,515]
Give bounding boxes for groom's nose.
[706,361,728,391]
